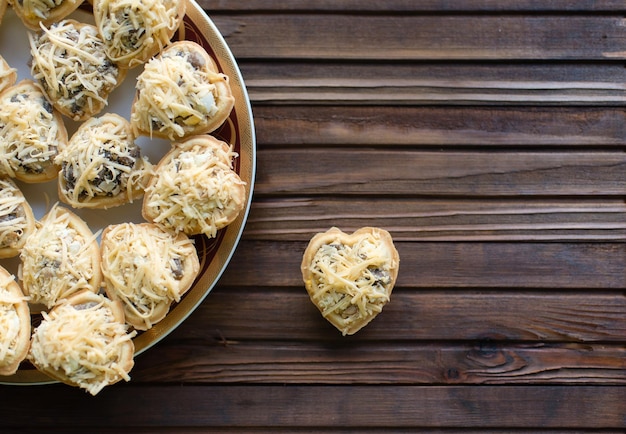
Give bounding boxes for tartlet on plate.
[130,41,234,140]
[28,290,136,395]
[142,134,246,238]
[0,265,30,376]
[93,0,186,68]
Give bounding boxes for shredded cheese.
[101,222,198,329]
[95,0,183,67]
[144,142,245,237]
[131,45,226,139]
[0,82,65,179]
[0,179,31,251]
[29,295,136,395]
[0,273,29,371]
[29,20,122,120]
[16,0,67,22]
[19,204,100,308]
[306,233,395,332]
[55,113,152,208]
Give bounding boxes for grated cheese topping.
[0,81,65,179]
[16,0,67,22]
[29,295,136,395]
[101,222,197,329]
[0,274,29,370]
[307,233,395,331]
[19,204,100,308]
[144,142,245,238]
[95,0,183,67]
[131,45,226,139]
[0,179,31,251]
[29,20,122,121]
[55,113,152,208]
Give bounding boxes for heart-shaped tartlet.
[301,227,400,336]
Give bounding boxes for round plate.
[0,0,256,385]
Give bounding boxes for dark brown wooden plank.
[132,341,626,384]
[15,430,625,434]
[220,240,626,289]
[242,62,626,106]
[253,106,626,147]
[254,149,626,196]
[246,198,626,241]
[211,15,626,60]
[1,385,624,428]
[201,0,626,12]
[169,289,626,342]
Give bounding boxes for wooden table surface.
[2,0,626,432]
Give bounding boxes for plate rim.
[0,0,256,386]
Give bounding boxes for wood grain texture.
[162,288,626,342]
[254,149,626,196]
[1,385,625,428]
[253,106,626,147]
[200,0,626,12]
[210,14,626,60]
[219,241,626,289]
[3,1,626,431]
[131,340,626,384]
[246,198,626,241]
[243,63,626,106]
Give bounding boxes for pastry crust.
[19,203,101,308]
[142,135,246,237]
[0,0,6,26]
[56,113,152,209]
[11,0,83,31]
[101,222,200,330]
[0,80,68,183]
[93,0,186,68]
[0,55,16,94]
[29,20,127,121]
[0,265,30,376]
[0,178,36,259]
[130,41,234,140]
[301,227,400,336]
[28,290,136,395]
